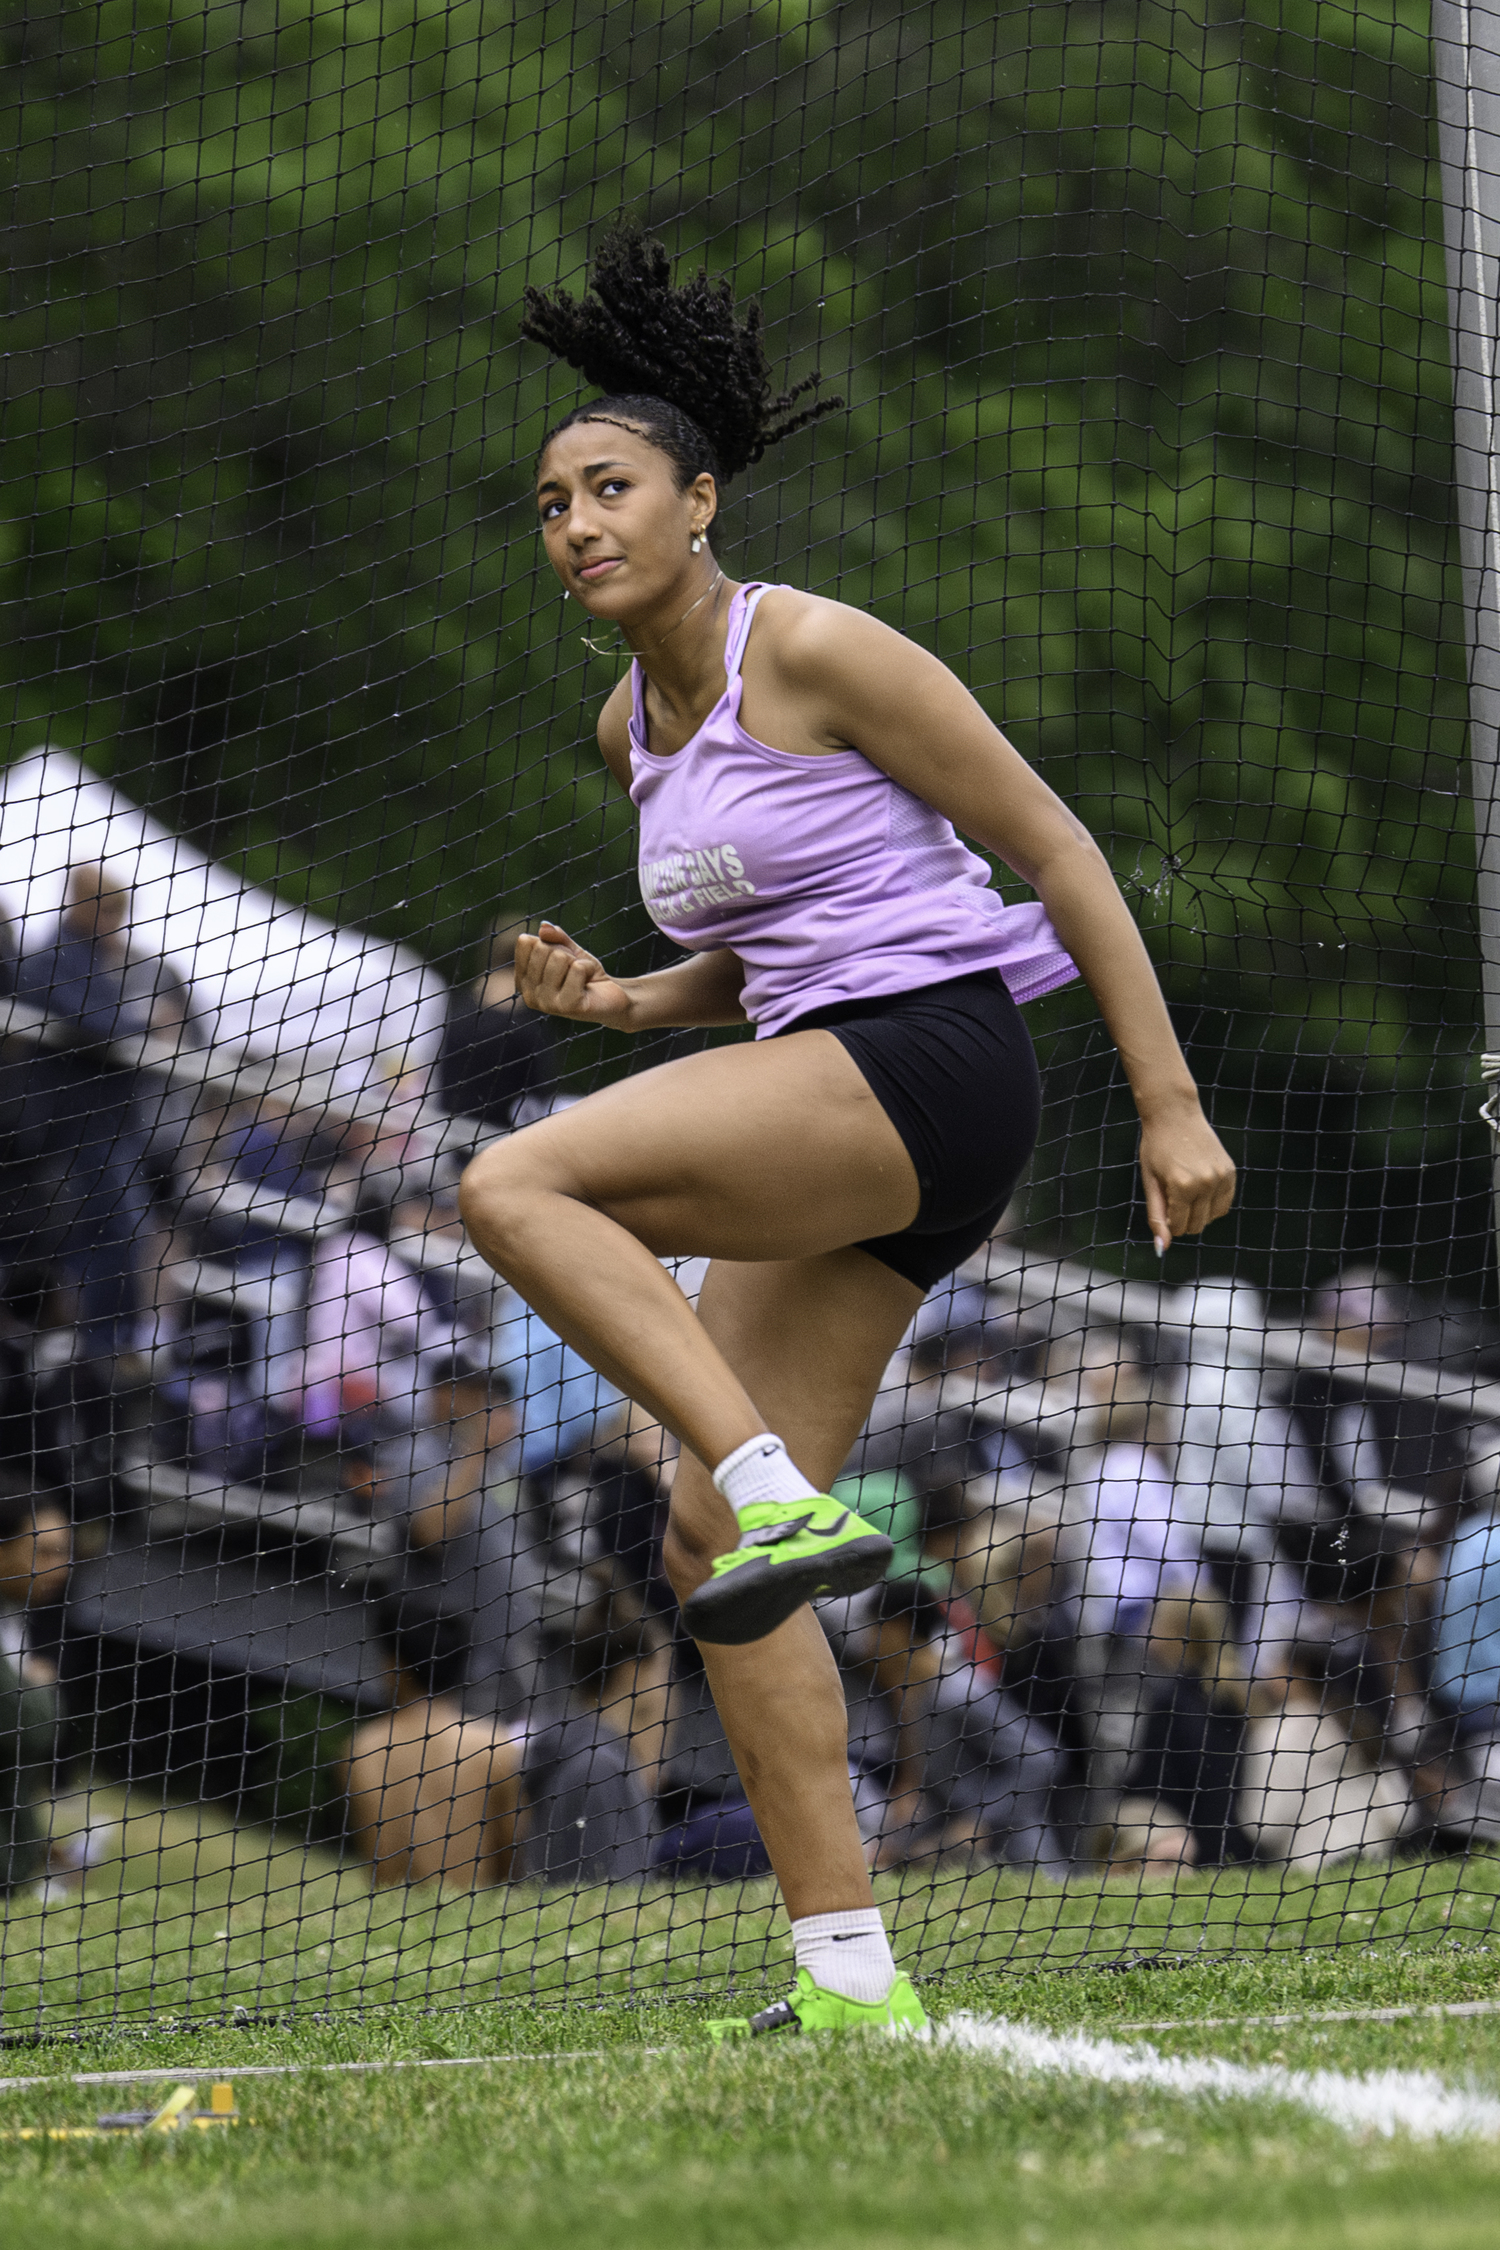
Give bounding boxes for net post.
[1435,0,1500,1258]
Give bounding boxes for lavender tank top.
[627,583,1079,1038]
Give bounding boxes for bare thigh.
[478,1028,921,1260]
[460,1023,925,1484]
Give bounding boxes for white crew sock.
[712,1432,820,1519]
[791,1909,898,2006]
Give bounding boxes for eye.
[538,496,566,521]
[598,476,630,497]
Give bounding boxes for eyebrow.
[537,459,631,497]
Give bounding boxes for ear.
[688,470,718,530]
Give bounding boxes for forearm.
[1032,835,1199,1118]
[615,947,749,1031]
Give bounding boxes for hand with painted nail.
[1138,1098,1236,1257]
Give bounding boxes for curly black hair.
[522,221,843,486]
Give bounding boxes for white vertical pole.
[1434,0,1500,1252]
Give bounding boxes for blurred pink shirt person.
[272,1229,452,1438]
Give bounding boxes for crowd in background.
[3,864,1500,1896]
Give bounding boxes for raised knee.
[457,1143,511,1227]
[457,1143,548,1257]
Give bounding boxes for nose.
[563,493,603,548]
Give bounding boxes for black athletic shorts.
[774,969,1042,1291]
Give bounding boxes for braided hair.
[522,222,843,487]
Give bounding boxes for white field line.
[934,2013,1500,2139]
[4,1996,1498,2110]
[1117,1999,1500,2033]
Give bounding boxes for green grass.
[4,1988,1500,2249]
[7,1786,1500,2032]
[4,1795,1500,2245]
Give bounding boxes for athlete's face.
[536,423,716,618]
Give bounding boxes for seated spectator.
[341,1557,668,1890]
[537,1414,676,1630]
[350,1052,447,1213]
[1103,1522,1421,1876]
[1236,1642,1412,1868]
[17,862,193,1051]
[1309,1264,1410,1362]
[1072,1417,1205,1643]
[829,1576,1069,1878]
[348,1360,545,1726]
[1268,1273,1477,1843]
[341,1699,523,1889]
[0,1486,71,1892]
[849,1286,1039,1501]
[1106,1595,1257,1873]
[153,1192,467,1480]
[1059,1348,1212,1848]
[345,1390,738,1891]
[364,1355,522,1545]
[8,862,198,1364]
[1300,1567,1472,1846]
[1433,1507,1500,1735]
[951,1475,1073,1677]
[359,1363,664,1750]
[947,1471,1082,1755]
[1167,1278,1324,1691]
[490,1287,623,1477]
[267,1219,466,1447]
[439,916,557,1133]
[386,1180,502,1346]
[1300,1264,1468,1516]
[516,1567,666,1882]
[1423,1507,1500,1841]
[215,1094,340,1211]
[151,1290,286,1487]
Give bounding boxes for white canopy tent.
[0,747,448,1111]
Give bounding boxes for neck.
[627,568,737,710]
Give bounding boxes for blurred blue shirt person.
[1433,1513,1500,1726]
[491,1292,622,1474]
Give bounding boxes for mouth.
[576,557,623,585]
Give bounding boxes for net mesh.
[0,0,1496,2034]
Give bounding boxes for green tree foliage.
[0,0,1487,1290]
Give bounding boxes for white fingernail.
[1154,1237,1167,1259]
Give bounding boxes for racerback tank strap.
[722,581,771,681]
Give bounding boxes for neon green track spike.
[706,1968,928,2042]
[681,1496,894,1645]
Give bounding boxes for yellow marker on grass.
[145,2085,198,2132]
[0,2080,244,2140]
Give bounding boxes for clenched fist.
[513,922,637,1028]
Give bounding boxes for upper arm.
[772,600,1096,885]
[596,677,635,789]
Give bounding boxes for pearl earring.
[690,532,703,554]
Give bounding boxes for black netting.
[0,0,1497,2034]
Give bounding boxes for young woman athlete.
[459,227,1236,2036]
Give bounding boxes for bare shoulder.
[754,587,940,690]
[596,673,635,786]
